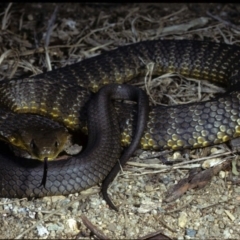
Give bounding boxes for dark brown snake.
[1,39,240,199]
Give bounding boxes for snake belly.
[1,40,240,152]
[0,84,148,198]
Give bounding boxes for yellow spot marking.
[39,108,47,113]
[193,142,202,148]
[201,130,208,137]
[214,139,222,144]
[172,145,180,150]
[9,136,17,144]
[144,133,151,139]
[148,139,154,147]
[202,141,211,147]
[217,132,225,139]
[222,135,230,142]
[197,136,205,144]
[177,140,184,147]
[50,112,59,118]
[89,83,99,93]
[220,125,226,132]
[172,134,179,141]
[141,138,150,149]
[167,139,174,148]
[103,79,110,85]
[121,132,131,146]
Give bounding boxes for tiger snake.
[0,39,240,201]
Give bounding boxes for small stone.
[36,211,43,220]
[71,201,80,211]
[36,224,49,237]
[178,212,188,228]
[221,195,228,201]
[137,204,153,213]
[12,206,18,215]
[145,185,153,191]
[186,228,196,237]
[47,223,64,231]
[219,171,226,178]
[206,215,214,222]
[66,219,79,232]
[161,176,171,185]
[151,209,157,215]
[28,211,36,219]
[28,14,33,21]
[202,158,223,169]
[223,228,231,238]
[173,151,181,160]
[65,144,82,155]
[197,227,208,236]
[108,223,117,232]
[218,221,225,229]
[215,207,224,215]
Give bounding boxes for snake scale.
[1,39,240,198]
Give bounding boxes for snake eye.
[55,141,59,148]
[30,139,36,149]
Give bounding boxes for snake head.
[11,126,71,161]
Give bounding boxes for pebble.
[173,151,182,160]
[223,228,231,238]
[66,219,79,232]
[215,207,224,215]
[202,158,223,169]
[178,212,188,228]
[219,171,226,178]
[186,228,196,237]
[37,224,49,237]
[70,201,80,214]
[27,14,33,21]
[164,177,173,186]
[234,187,240,193]
[218,221,225,229]
[205,215,214,222]
[47,223,64,231]
[197,227,208,237]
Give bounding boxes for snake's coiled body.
[1,39,240,197]
[0,84,148,198]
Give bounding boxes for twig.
[1,3,12,30]
[81,214,109,239]
[206,10,240,31]
[163,199,193,214]
[45,5,59,71]
[45,5,59,47]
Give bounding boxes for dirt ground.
[1,3,240,239]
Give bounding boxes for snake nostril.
[55,141,59,148]
[30,139,36,149]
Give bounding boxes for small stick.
[81,214,109,239]
[206,10,240,31]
